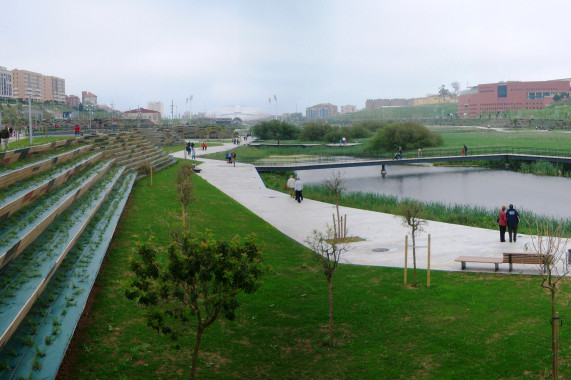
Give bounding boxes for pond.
[298,164,571,219]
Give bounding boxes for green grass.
[3,136,75,150]
[61,160,571,379]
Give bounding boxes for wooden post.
[404,235,408,285]
[427,234,431,288]
[150,164,153,186]
[554,311,559,379]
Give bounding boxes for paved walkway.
[172,141,539,275]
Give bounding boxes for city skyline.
[2,0,570,114]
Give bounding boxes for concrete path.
[172,140,542,275]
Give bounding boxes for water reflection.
[298,165,571,218]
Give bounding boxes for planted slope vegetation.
[60,161,571,379]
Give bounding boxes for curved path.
[172,142,539,275]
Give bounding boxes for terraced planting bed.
[0,131,177,378]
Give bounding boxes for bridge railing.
[249,146,571,167]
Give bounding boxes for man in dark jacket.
[506,204,520,242]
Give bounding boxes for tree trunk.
[190,326,204,380]
[552,289,558,379]
[412,233,417,286]
[328,276,334,347]
[182,205,186,231]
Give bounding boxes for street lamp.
[27,89,40,144]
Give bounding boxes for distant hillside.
[334,103,459,122]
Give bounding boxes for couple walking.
[286,175,303,203]
[498,204,519,242]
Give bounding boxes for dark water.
[298,165,571,219]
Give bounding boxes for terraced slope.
[0,131,177,378]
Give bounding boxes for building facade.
[414,94,457,106]
[82,91,97,106]
[147,101,164,117]
[65,95,80,108]
[124,108,161,124]
[458,80,571,117]
[0,66,13,99]
[12,69,43,102]
[340,105,357,114]
[43,76,66,103]
[306,103,339,120]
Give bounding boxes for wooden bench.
[503,252,550,272]
[455,256,503,271]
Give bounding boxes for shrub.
[365,121,443,152]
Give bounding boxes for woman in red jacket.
[498,205,507,242]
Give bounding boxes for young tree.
[306,227,348,347]
[126,232,266,379]
[323,171,347,240]
[176,163,194,231]
[528,220,569,379]
[398,200,427,286]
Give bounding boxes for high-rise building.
[458,79,571,117]
[12,69,43,101]
[44,76,66,103]
[0,66,13,99]
[10,68,66,103]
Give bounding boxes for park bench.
[455,256,503,271]
[503,252,550,273]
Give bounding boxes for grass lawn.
[59,160,571,379]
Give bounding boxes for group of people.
[185,141,196,159]
[286,175,304,203]
[497,204,520,242]
[225,152,236,166]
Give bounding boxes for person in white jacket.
[286,175,296,198]
[294,177,304,203]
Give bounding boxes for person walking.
[398,146,403,159]
[463,144,468,156]
[294,177,304,203]
[286,175,296,198]
[498,205,507,242]
[417,148,422,158]
[506,204,520,242]
[185,142,191,159]
[74,125,81,136]
[231,151,236,167]
[191,147,196,159]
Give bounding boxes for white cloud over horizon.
[2,0,570,115]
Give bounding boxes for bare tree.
[306,226,349,347]
[528,220,569,379]
[450,81,461,97]
[323,171,347,240]
[398,201,427,286]
[176,163,195,231]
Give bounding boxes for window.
[497,85,507,98]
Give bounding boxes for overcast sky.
[2,0,570,115]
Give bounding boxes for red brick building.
[458,79,570,117]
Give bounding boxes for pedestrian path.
[171,141,539,275]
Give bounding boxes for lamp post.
[274,95,278,120]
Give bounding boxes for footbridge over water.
[254,151,571,175]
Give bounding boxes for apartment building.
[82,91,97,106]
[65,95,80,108]
[306,103,339,120]
[458,79,571,117]
[12,69,43,101]
[0,66,13,99]
[43,76,66,103]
